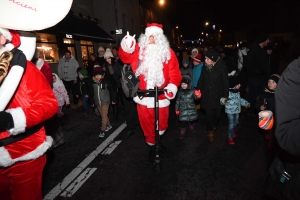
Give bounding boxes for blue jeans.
[81,95,90,115]
[227,113,239,138]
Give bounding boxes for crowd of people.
[1,15,300,198]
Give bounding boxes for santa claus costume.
[119,23,182,151]
[0,1,72,199]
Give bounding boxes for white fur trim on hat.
[0,27,12,41]
[104,48,113,58]
[6,107,26,135]
[145,26,163,36]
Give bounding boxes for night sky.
[149,0,286,40]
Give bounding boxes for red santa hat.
[0,28,21,51]
[193,54,202,64]
[145,23,164,36]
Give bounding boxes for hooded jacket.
[175,77,199,122]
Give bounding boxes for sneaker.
[228,138,235,145]
[179,128,186,139]
[105,124,112,132]
[189,125,195,133]
[99,131,105,138]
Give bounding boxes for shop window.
[63,38,75,44]
[80,40,94,68]
[36,33,59,63]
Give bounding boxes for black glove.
[0,111,14,131]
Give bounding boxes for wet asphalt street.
[42,103,272,200]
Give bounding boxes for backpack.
[121,64,140,98]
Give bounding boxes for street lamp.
[205,22,209,26]
[159,0,165,6]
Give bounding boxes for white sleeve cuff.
[6,107,26,135]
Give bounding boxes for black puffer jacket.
[197,59,229,109]
[255,88,275,112]
[175,77,198,122]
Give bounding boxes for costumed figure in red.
[0,1,72,199]
[119,23,182,161]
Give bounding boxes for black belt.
[0,124,43,147]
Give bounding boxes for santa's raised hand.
[121,31,136,54]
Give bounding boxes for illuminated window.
[36,33,59,63]
[80,40,94,68]
[63,38,75,44]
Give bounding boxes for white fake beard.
[136,44,165,89]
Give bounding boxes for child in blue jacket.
[220,72,250,145]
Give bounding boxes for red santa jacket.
[0,61,58,167]
[119,43,182,108]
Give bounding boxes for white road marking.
[60,168,97,197]
[102,140,122,155]
[43,123,127,200]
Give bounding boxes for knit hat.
[205,50,219,62]
[98,46,105,52]
[181,76,190,84]
[104,48,113,58]
[240,41,248,48]
[257,33,269,43]
[79,69,88,77]
[269,74,280,84]
[191,48,198,54]
[182,58,189,65]
[145,23,163,36]
[93,67,104,76]
[193,54,202,63]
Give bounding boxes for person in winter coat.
[180,57,193,80]
[191,54,204,89]
[103,48,119,121]
[75,69,93,119]
[244,33,270,113]
[52,73,70,117]
[196,49,229,142]
[58,50,79,108]
[91,68,117,138]
[220,73,250,145]
[256,74,280,149]
[175,77,200,139]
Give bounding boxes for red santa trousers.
[137,104,169,145]
[0,154,46,200]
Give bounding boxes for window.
[80,40,94,68]
[36,33,59,63]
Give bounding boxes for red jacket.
[0,61,58,167]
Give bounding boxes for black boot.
[148,146,156,163]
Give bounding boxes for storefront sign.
[66,34,73,38]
